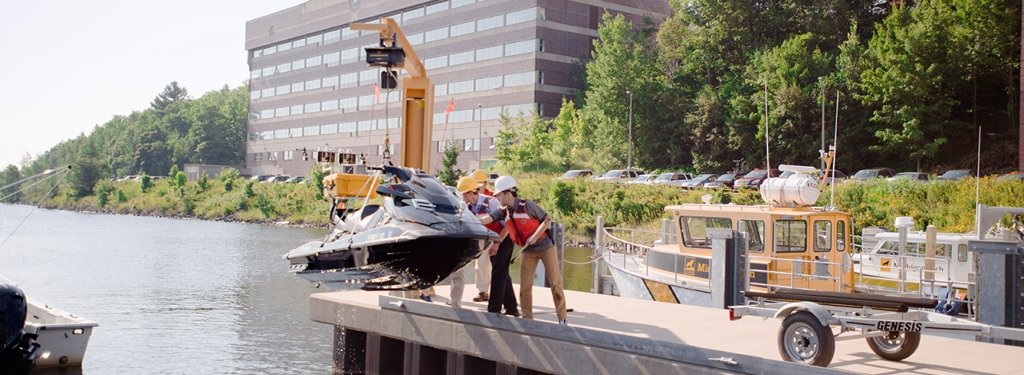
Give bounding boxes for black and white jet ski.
[284,165,498,290]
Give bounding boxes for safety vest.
[473,196,503,234]
[506,199,547,247]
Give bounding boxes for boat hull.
[290,235,483,290]
[24,299,97,368]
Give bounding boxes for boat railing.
[853,253,976,318]
[745,255,846,293]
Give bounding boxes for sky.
[0,0,306,168]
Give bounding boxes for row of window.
[252,2,539,64]
[249,38,540,96]
[251,71,539,121]
[252,143,399,163]
[680,216,848,253]
[249,103,535,142]
[250,6,540,81]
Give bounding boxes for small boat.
[284,164,498,290]
[603,162,857,306]
[852,230,975,295]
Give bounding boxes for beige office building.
[244,0,669,176]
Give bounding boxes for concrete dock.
[310,285,1024,374]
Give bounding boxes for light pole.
[477,103,483,167]
[626,90,633,170]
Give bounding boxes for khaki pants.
[519,244,567,321]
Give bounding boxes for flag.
[374,84,381,105]
[444,98,455,116]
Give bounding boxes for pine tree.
[436,141,462,186]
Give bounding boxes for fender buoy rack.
[730,289,1024,367]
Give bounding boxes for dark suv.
[734,169,780,189]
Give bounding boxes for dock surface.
[311,285,1024,374]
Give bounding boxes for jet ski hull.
[290,235,483,290]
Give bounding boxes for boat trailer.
[730,288,1024,367]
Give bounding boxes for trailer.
[730,288,1024,367]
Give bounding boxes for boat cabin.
[666,203,854,293]
[851,231,973,292]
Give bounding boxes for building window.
[276,85,291,96]
[451,21,475,37]
[425,2,449,15]
[276,63,291,74]
[406,33,423,45]
[306,79,322,90]
[538,71,545,84]
[425,27,449,43]
[538,39,545,52]
[434,83,448,96]
[292,38,306,48]
[306,34,322,46]
[476,46,502,61]
[322,100,339,111]
[504,71,534,87]
[322,123,339,135]
[341,48,359,63]
[304,102,321,113]
[506,7,537,25]
[291,82,305,93]
[464,138,480,151]
[254,152,262,161]
[323,75,339,88]
[284,150,294,161]
[324,30,340,44]
[505,39,536,56]
[290,105,303,115]
[478,15,504,31]
[324,52,340,66]
[450,50,474,66]
[475,76,501,91]
[275,107,290,117]
[304,126,320,136]
[292,59,305,70]
[449,80,474,95]
[425,56,448,69]
[339,122,356,133]
[341,27,358,40]
[268,151,277,161]
[450,0,475,9]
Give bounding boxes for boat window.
[958,244,967,262]
[680,216,732,248]
[935,244,949,257]
[813,221,831,252]
[774,220,806,253]
[836,221,846,251]
[739,220,765,253]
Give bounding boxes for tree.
[436,141,462,186]
[151,81,189,111]
[0,165,21,203]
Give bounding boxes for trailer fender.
[774,302,832,326]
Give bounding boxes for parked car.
[889,172,930,182]
[250,175,273,182]
[997,172,1024,181]
[559,169,593,179]
[850,168,896,181]
[937,169,972,181]
[286,176,306,184]
[675,174,717,189]
[734,169,779,189]
[263,175,291,183]
[593,169,642,182]
[651,172,693,185]
[703,173,737,189]
[625,174,657,184]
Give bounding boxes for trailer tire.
[778,311,835,367]
[866,331,920,361]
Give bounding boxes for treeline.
[1,82,248,201]
[497,0,1020,175]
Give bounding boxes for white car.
[593,169,642,182]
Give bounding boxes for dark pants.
[487,237,518,314]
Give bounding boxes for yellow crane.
[322,17,434,200]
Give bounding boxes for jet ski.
[284,165,499,290]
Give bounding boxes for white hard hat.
[494,175,517,194]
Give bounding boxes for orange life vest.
[506,199,547,247]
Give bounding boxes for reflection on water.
[0,204,596,374]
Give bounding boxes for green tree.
[0,165,21,202]
[151,81,189,111]
[436,141,462,186]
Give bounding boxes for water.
[0,204,332,374]
[0,204,595,374]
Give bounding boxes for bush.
[140,174,152,192]
[197,171,209,192]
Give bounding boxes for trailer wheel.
[866,331,920,361]
[778,311,835,367]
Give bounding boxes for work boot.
[472,292,489,302]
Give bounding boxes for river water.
[0,204,593,374]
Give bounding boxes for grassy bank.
[28,174,1024,234]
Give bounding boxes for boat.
[602,162,858,306]
[284,164,498,290]
[1,166,98,372]
[852,230,975,295]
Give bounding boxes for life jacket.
[473,196,503,234]
[506,199,547,247]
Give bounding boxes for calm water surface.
[0,204,594,374]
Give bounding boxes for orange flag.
[444,98,455,115]
[374,84,381,104]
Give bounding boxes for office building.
[244,0,670,176]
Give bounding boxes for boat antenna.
[0,166,71,249]
[764,78,771,172]
[830,90,840,209]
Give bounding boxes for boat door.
[768,214,848,292]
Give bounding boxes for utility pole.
[820,77,826,172]
[626,90,633,170]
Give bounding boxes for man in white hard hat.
[478,175,568,325]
